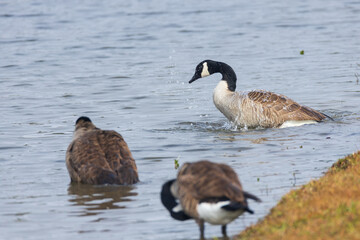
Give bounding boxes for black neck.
[216,61,237,91]
[160,180,191,221]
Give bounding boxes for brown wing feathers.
[247,90,327,122]
[97,130,138,184]
[176,161,248,218]
[66,117,139,185]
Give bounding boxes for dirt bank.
[237,151,360,240]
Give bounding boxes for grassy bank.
[237,151,360,240]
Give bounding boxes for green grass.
[237,151,360,240]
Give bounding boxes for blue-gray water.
[1,0,360,239]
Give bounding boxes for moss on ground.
[237,151,360,240]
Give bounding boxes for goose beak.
[189,73,200,83]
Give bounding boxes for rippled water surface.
[1,0,360,239]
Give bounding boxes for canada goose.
[189,60,332,128]
[66,116,139,185]
[161,160,260,240]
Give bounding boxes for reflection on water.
[67,184,137,216]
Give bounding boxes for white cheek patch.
[172,204,183,213]
[201,62,210,77]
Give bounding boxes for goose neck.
[217,62,237,92]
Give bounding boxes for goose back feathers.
[161,160,260,239]
[190,60,332,128]
[66,117,139,185]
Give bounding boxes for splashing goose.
[66,116,139,185]
[189,60,332,128]
[161,160,261,240]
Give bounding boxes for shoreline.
[237,151,360,240]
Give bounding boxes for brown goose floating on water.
[66,116,139,185]
[161,160,261,240]
[189,60,333,128]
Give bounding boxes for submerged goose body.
[190,60,332,128]
[66,116,139,185]
[161,160,260,239]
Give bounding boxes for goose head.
[75,116,94,129]
[189,60,237,91]
[74,116,97,138]
[189,60,218,83]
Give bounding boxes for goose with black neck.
[189,60,332,129]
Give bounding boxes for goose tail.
[322,112,334,121]
[221,201,255,214]
[243,191,262,202]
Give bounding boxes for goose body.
[197,200,244,225]
[161,160,260,239]
[190,60,331,128]
[66,116,139,185]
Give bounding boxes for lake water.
[1,0,360,239]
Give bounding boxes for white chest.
[212,81,239,122]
